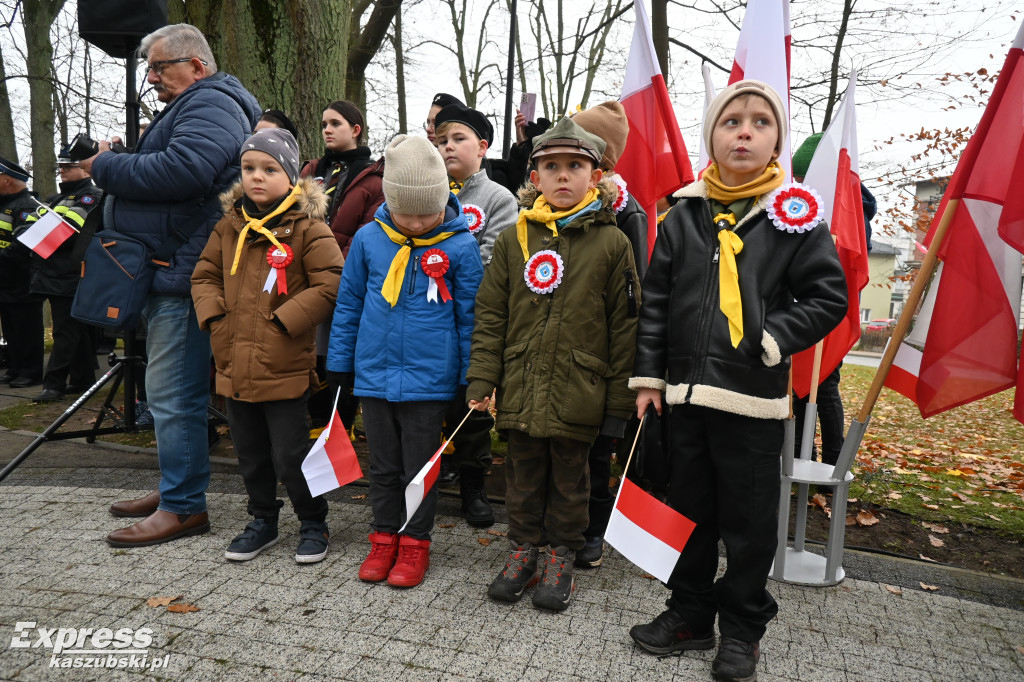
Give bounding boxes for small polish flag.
[301,389,363,497]
[398,440,446,533]
[17,210,75,259]
[605,477,696,583]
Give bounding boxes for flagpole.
[26,196,80,232]
[609,412,648,510]
[798,340,824,460]
[832,198,960,478]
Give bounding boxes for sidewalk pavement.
[2,429,1024,681]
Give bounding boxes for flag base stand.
[769,415,859,587]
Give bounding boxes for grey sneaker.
[574,535,604,568]
[224,519,279,561]
[487,542,539,602]
[531,545,575,611]
[712,637,760,681]
[295,520,329,564]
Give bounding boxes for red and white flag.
[301,389,363,497]
[605,477,696,583]
[885,22,1024,423]
[697,62,717,173]
[398,441,447,533]
[792,73,870,398]
[727,0,793,178]
[617,0,694,260]
[17,209,75,259]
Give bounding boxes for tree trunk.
[346,0,401,112]
[22,0,66,198]
[821,0,853,130]
[651,0,669,82]
[182,1,351,155]
[393,5,406,134]
[0,41,19,164]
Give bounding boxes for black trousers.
[505,431,590,550]
[361,397,449,540]
[793,363,844,466]
[443,386,494,472]
[583,434,615,538]
[227,391,328,523]
[665,404,782,642]
[0,300,43,381]
[42,295,98,392]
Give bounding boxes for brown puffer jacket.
[191,177,343,402]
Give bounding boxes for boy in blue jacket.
[327,135,483,588]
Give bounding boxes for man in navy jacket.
[80,23,260,547]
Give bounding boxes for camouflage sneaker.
[487,542,539,602]
[531,545,575,611]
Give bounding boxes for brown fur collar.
[219,176,328,222]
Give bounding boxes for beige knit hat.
[702,80,788,165]
[572,101,629,170]
[382,134,450,215]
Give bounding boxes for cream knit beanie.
[382,134,450,215]
[702,80,788,165]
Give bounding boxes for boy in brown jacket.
[192,129,343,564]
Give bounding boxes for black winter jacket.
[630,180,847,420]
[27,177,104,298]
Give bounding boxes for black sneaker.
[531,545,575,611]
[487,542,539,602]
[629,606,715,655]
[712,636,760,681]
[224,519,278,561]
[459,469,494,528]
[574,535,604,568]
[295,520,329,564]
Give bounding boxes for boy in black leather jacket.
[627,80,846,682]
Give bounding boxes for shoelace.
[367,541,394,559]
[397,546,427,562]
[542,553,567,585]
[503,549,530,577]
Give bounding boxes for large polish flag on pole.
[605,477,696,583]
[17,209,76,259]
[885,22,1024,423]
[727,0,793,178]
[616,0,694,260]
[302,390,363,496]
[697,62,717,172]
[791,73,870,398]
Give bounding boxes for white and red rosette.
[462,203,486,234]
[523,249,564,295]
[421,248,452,303]
[612,176,630,214]
[766,183,824,233]
[264,243,294,295]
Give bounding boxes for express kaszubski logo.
[9,622,170,670]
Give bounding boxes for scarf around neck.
[377,217,455,307]
[514,188,599,262]
[231,183,302,276]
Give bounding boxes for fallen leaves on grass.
[928,535,945,547]
[810,493,829,509]
[919,583,940,591]
[856,510,880,527]
[922,521,950,534]
[885,585,903,595]
[922,504,940,510]
[919,554,937,563]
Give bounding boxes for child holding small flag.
[327,135,483,588]
[628,81,846,681]
[191,129,342,564]
[467,116,640,611]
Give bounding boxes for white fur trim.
[665,383,690,404]
[761,331,782,367]
[689,384,789,420]
[629,377,666,391]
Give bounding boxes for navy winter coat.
[327,196,484,402]
[91,72,261,296]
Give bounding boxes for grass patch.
[840,363,1024,536]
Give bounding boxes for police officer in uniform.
[28,147,105,401]
[0,155,43,388]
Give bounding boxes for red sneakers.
[386,536,431,587]
[358,532,399,582]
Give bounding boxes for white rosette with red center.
[421,248,452,303]
[524,249,564,295]
[612,175,630,214]
[263,243,294,295]
[462,203,486,235]
[766,183,825,234]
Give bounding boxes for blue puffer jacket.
[327,196,484,402]
[91,72,261,296]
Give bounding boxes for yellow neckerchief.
[713,212,745,347]
[514,188,599,261]
[377,218,455,307]
[449,180,463,196]
[657,206,672,225]
[231,183,302,276]
[703,161,785,203]
[702,163,785,348]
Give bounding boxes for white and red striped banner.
[605,477,696,583]
[301,389,363,497]
[398,441,446,533]
[17,210,75,259]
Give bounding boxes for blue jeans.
[144,295,211,514]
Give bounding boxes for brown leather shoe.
[106,510,210,547]
[109,491,161,518]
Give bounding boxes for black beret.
[434,103,494,147]
[431,92,464,109]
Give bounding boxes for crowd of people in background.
[0,21,860,682]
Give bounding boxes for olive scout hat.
[530,116,606,166]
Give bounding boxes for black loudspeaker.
[78,0,168,59]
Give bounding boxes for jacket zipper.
[687,203,721,400]
[406,239,417,295]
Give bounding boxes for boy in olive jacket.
[466,117,640,612]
